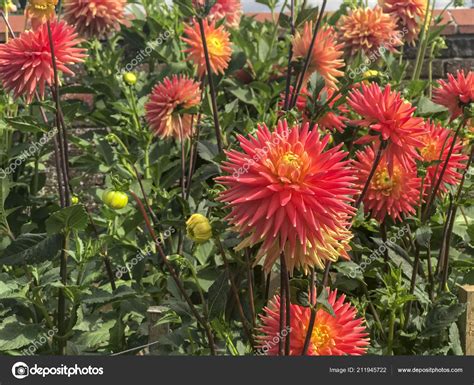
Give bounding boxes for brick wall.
[405,9,474,78]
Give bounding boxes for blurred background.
[242,0,471,12]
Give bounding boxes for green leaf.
[316,289,335,317]
[5,116,48,133]
[0,318,43,351]
[449,323,463,355]
[197,141,219,162]
[208,271,230,319]
[0,233,62,265]
[46,205,89,234]
[418,96,448,116]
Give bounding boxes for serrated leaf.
[0,233,62,265]
[46,205,89,234]
[0,319,43,351]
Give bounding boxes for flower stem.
[422,117,467,221]
[130,191,216,354]
[215,236,255,349]
[197,17,223,154]
[386,310,396,355]
[290,0,327,109]
[283,0,295,111]
[356,142,385,209]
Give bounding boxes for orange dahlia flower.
[63,0,126,38]
[379,0,427,44]
[292,23,345,89]
[280,86,348,133]
[353,146,421,222]
[0,21,86,103]
[257,290,369,355]
[338,6,402,56]
[348,82,425,173]
[433,70,474,120]
[419,120,467,196]
[182,19,232,77]
[145,75,201,140]
[217,121,356,272]
[25,0,58,30]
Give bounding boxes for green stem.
[386,310,396,355]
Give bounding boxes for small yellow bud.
[363,70,380,79]
[123,72,137,86]
[3,1,17,12]
[186,214,212,243]
[71,196,79,205]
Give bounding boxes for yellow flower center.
[421,141,438,162]
[207,34,225,56]
[277,151,304,183]
[372,167,401,196]
[311,323,333,352]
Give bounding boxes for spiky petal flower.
[217,121,356,273]
[292,23,345,89]
[257,290,369,355]
[338,6,402,56]
[348,82,426,173]
[433,70,474,120]
[379,0,428,44]
[194,0,242,28]
[25,0,58,30]
[353,146,421,222]
[63,0,126,38]
[419,120,467,196]
[280,86,348,133]
[145,75,201,140]
[182,19,232,77]
[0,21,86,103]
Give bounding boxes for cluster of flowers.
[0,0,473,357]
[0,0,128,103]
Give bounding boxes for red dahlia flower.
[63,0,126,38]
[145,75,201,140]
[353,146,421,222]
[217,121,356,272]
[348,82,426,173]
[257,290,369,355]
[0,21,86,103]
[419,120,467,196]
[433,70,474,120]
